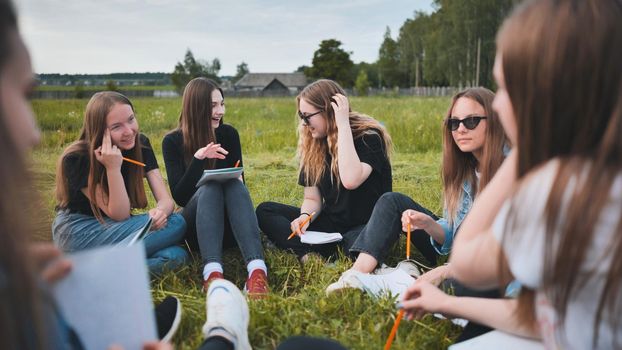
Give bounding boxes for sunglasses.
[298,110,323,126]
[446,116,487,131]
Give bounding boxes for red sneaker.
[244,269,269,299]
[202,271,224,292]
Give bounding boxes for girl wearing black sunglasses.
[326,88,507,330]
[256,79,393,262]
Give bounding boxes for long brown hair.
[0,0,46,348]
[173,77,223,169]
[297,79,392,187]
[55,91,146,222]
[499,0,622,345]
[442,87,506,223]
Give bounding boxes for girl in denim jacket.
[328,87,507,292]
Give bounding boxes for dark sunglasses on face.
[446,115,487,131]
[298,110,323,125]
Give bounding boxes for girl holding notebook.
[256,79,393,262]
[162,77,268,296]
[52,91,188,275]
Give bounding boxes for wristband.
[300,212,311,217]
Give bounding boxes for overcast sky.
[17,0,434,75]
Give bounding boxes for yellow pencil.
[122,157,146,167]
[287,211,316,240]
[406,222,411,260]
[384,309,405,350]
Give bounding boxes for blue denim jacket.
[431,180,475,255]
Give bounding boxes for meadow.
[31,96,461,349]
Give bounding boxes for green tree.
[377,27,403,87]
[105,80,118,92]
[74,82,85,99]
[233,62,249,83]
[305,39,354,87]
[171,49,221,92]
[354,70,370,96]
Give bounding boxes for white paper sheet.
[449,330,544,350]
[300,230,343,245]
[52,244,157,350]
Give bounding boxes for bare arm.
[333,94,373,190]
[401,280,539,339]
[291,186,323,236]
[146,169,175,215]
[449,151,517,288]
[85,129,131,221]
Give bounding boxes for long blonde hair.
[296,79,392,187]
[55,92,147,222]
[442,87,506,223]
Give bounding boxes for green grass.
[30,96,459,349]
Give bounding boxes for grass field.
[31,96,460,349]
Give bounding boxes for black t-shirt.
[298,131,392,230]
[59,134,158,216]
[162,124,243,207]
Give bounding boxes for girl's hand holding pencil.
[288,211,316,239]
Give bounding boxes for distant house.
[234,73,308,93]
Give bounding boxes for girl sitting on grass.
[53,91,188,275]
[162,77,268,296]
[326,87,508,341]
[256,79,393,262]
[448,0,622,347]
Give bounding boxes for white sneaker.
[325,269,365,295]
[374,260,422,278]
[202,279,252,350]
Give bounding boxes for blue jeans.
[349,192,440,266]
[52,210,189,275]
[182,179,264,265]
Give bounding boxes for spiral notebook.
[196,167,244,187]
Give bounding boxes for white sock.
[246,259,267,277]
[203,262,224,280]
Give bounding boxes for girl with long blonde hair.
[256,79,393,261]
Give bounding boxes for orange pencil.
[287,211,316,240]
[384,309,405,350]
[122,157,146,167]
[234,160,240,168]
[406,222,411,260]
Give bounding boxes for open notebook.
[120,217,152,246]
[300,230,343,245]
[196,167,243,187]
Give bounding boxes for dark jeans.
[441,278,501,342]
[256,202,363,259]
[349,192,440,266]
[183,179,264,265]
[198,336,348,350]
